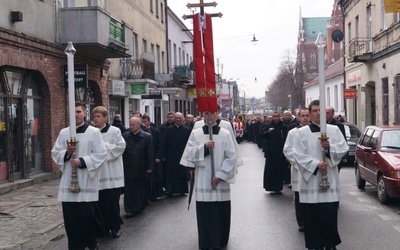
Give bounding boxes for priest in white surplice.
[186,111,237,250]
[52,104,107,250]
[291,100,348,250]
[283,107,310,232]
[92,106,126,239]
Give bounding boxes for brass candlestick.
[67,138,80,193]
[319,134,330,189]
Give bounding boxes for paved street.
[1,141,400,249]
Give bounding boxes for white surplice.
[283,127,302,192]
[180,119,243,170]
[98,125,126,190]
[186,127,237,202]
[51,125,107,202]
[291,124,349,203]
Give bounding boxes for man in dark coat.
[159,111,175,192]
[112,114,126,134]
[163,112,191,196]
[122,117,153,218]
[261,111,288,194]
[142,114,164,200]
[185,114,195,130]
[327,106,347,170]
[282,110,297,127]
[253,116,263,148]
[159,111,175,138]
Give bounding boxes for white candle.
[65,42,77,138]
[316,33,327,134]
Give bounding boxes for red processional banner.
[193,13,218,113]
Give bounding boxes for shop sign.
[0,122,5,131]
[142,89,162,99]
[64,63,88,88]
[111,80,125,96]
[131,83,147,95]
[347,70,361,85]
[344,89,357,99]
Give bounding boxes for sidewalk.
[0,173,66,250]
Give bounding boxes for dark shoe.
[274,190,282,194]
[89,243,99,250]
[125,213,134,219]
[288,184,292,188]
[325,247,337,250]
[111,230,120,238]
[298,226,304,232]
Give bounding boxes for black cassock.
[164,125,191,194]
[261,120,288,192]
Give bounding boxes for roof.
[306,58,344,87]
[302,17,331,38]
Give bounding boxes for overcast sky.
[167,0,335,98]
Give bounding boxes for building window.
[161,2,164,22]
[173,43,177,66]
[327,87,331,106]
[381,0,386,30]
[168,40,172,69]
[143,39,148,53]
[132,33,138,60]
[348,22,351,45]
[382,78,389,125]
[178,47,182,65]
[156,45,161,73]
[355,16,359,38]
[0,68,44,180]
[162,51,165,73]
[310,52,316,69]
[334,85,338,110]
[396,12,400,22]
[156,0,159,18]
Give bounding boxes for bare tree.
[266,49,299,110]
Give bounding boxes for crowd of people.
[51,102,348,250]
[51,104,242,250]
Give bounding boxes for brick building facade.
[0,27,109,182]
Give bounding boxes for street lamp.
[288,94,292,111]
[315,32,330,189]
[251,34,258,46]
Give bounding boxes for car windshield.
[380,130,400,151]
[344,124,361,138]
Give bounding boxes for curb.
[0,171,61,196]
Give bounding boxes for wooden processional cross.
[185,1,222,206]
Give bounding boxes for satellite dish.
[332,30,344,43]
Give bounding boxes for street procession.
[2,0,400,250]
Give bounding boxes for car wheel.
[355,164,366,189]
[377,175,390,204]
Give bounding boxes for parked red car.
[355,125,400,204]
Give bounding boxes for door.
[9,98,23,180]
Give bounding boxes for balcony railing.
[348,37,373,63]
[121,58,155,80]
[173,65,192,84]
